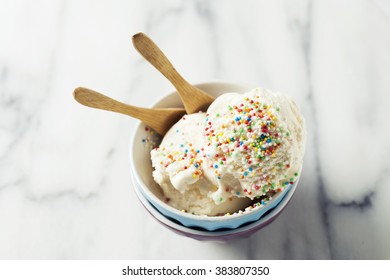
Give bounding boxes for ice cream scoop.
[203,88,306,201]
[151,113,251,216]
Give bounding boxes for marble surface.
[1,0,389,259]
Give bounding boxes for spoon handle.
[132,33,182,83]
[73,87,185,135]
[132,32,214,114]
[74,87,141,115]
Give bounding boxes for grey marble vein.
[295,0,335,259]
[194,0,221,76]
[336,191,375,211]
[26,189,97,204]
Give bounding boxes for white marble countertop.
[1,0,389,259]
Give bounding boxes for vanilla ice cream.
[151,87,306,216]
[151,113,251,216]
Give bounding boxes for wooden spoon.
[73,87,186,135]
[132,32,215,114]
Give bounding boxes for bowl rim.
[129,81,299,223]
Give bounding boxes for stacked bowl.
[129,82,300,241]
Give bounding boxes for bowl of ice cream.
[129,82,306,232]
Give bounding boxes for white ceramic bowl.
[129,82,301,232]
